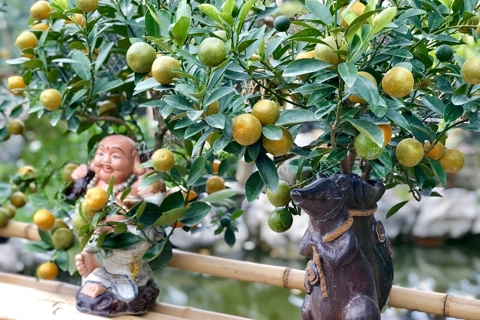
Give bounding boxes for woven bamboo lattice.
[1,221,480,319]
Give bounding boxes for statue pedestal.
[76,280,159,316]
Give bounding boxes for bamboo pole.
[168,250,480,319]
[3,221,480,319]
[0,272,252,320]
[0,220,41,241]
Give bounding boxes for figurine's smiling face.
[91,136,136,184]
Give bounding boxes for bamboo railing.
[2,221,480,319]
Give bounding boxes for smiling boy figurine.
[71,134,165,316]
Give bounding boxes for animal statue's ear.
[316,172,327,180]
[132,150,146,175]
[334,174,351,192]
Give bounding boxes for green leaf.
[139,172,163,189]
[385,109,411,132]
[68,88,88,107]
[29,193,50,207]
[236,0,254,33]
[187,157,206,187]
[159,191,185,211]
[277,109,317,126]
[386,200,409,218]
[199,4,222,24]
[55,0,68,10]
[427,157,447,187]
[205,87,234,106]
[164,95,194,110]
[94,42,114,73]
[23,59,43,69]
[100,233,144,249]
[262,125,282,140]
[134,77,160,94]
[66,238,81,275]
[372,6,397,34]
[219,12,234,25]
[145,6,162,38]
[444,103,463,123]
[180,201,211,226]
[71,51,91,81]
[24,242,51,253]
[191,128,213,156]
[205,114,226,129]
[79,229,94,250]
[38,229,54,248]
[347,119,384,147]
[224,228,236,247]
[237,39,257,53]
[245,171,264,202]
[256,153,279,192]
[326,147,348,162]
[134,201,147,221]
[347,75,384,115]
[129,202,162,225]
[152,208,188,227]
[201,189,242,203]
[222,0,235,14]
[52,249,68,272]
[92,79,123,95]
[172,16,190,46]
[6,57,30,65]
[287,28,323,41]
[113,222,128,234]
[96,231,108,248]
[338,62,358,87]
[246,142,260,162]
[67,116,80,132]
[283,59,331,77]
[120,186,133,201]
[143,241,165,262]
[422,96,445,116]
[305,0,334,25]
[175,0,191,21]
[149,240,172,271]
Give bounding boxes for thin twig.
[340,149,356,175]
[82,114,136,140]
[153,108,168,151]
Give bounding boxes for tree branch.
[150,91,168,151]
[153,108,168,151]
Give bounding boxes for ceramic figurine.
[292,174,382,320]
[71,135,166,316]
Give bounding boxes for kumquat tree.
[1,0,480,297]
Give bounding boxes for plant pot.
[291,173,393,320]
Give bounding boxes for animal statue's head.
[331,174,385,210]
[291,174,344,221]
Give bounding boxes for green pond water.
[154,241,480,320]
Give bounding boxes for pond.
[154,240,480,320]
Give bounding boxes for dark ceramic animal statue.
[292,174,381,320]
[331,174,393,309]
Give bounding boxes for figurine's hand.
[75,252,99,277]
[71,164,89,181]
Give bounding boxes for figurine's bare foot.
[81,282,106,298]
[75,252,100,277]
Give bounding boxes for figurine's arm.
[71,164,89,181]
[317,231,358,267]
